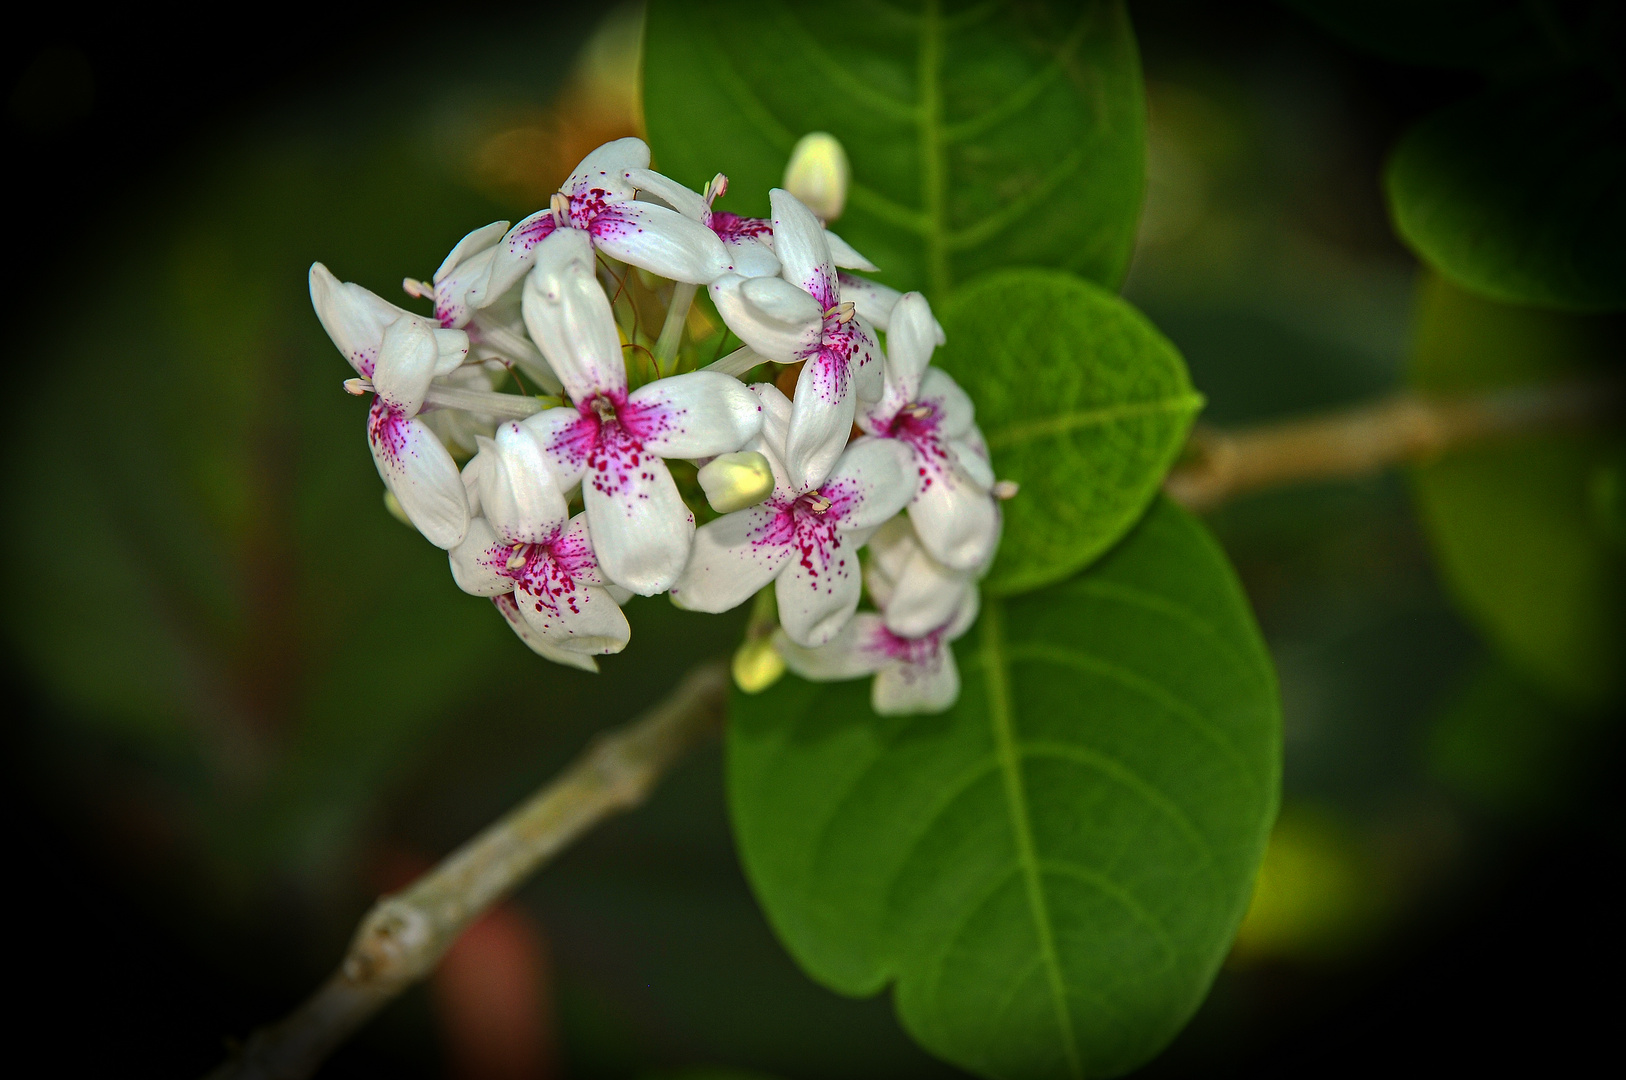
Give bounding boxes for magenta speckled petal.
[367,400,469,549]
[627,370,764,460]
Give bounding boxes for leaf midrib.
[980,597,1084,1079]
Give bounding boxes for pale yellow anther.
[705,172,729,204]
[732,637,786,694]
[401,277,432,299]
[830,301,856,323]
[698,451,775,514]
[783,132,850,222]
[343,377,371,396]
[550,191,570,226]
[903,403,932,419]
[805,493,832,514]
[506,546,528,570]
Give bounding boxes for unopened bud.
[732,637,786,694]
[698,451,775,513]
[992,479,1020,500]
[783,132,850,222]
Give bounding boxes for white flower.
[449,430,630,668]
[480,138,732,304]
[625,171,878,279]
[670,382,913,647]
[863,514,983,637]
[774,593,979,716]
[857,292,1000,572]
[834,271,944,338]
[517,228,765,595]
[708,190,885,491]
[309,262,472,549]
[424,221,561,394]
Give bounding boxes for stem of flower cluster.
[204,661,730,1080]
[653,281,699,376]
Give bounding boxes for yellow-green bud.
[732,637,786,694]
[383,489,413,527]
[783,132,851,222]
[698,450,775,513]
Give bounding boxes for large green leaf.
[642,0,1145,300]
[937,269,1201,596]
[728,498,1281,1079]
[1385,77,1626,311]
[1407,273,1624,705]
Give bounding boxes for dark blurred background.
[4,1,1619,1077]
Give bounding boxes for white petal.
[483,210,559,305]
[590,200,731,284]
[783,351,858,493]
[372,317,439,416]
[704,345,768,379]
[919,367,975,440]
[469,299,561,394]
[769,188,838,309]
[515,578,631,655]
[626,370,764,458]
[435,220,510,283]
[883,293,938,404]
[724,236,781,278]
[522,229,626,401]
[309,263,412,377]
[872,647,960,715]
[564,137,649,201]
[430,328,470,375]
[368,400,469,549]
[775,526,863,647]
[836,272,945,343]
[493,593,599,672]
[821,436,914,532]
[583,454,694,595]
[773,614,889,681]
[624,167,709,221]
[846,315,884,403]
[861,514,915,609]
[823,229,878,272]
[669,503,792,613]
[881,540,976,638]
[519,406,595,489]
[909,465,1001,572]
[746,382,797,499]
[708,273,822,363]
[950,434,995,490]
[449,517,513,597]
[479,420,569,544]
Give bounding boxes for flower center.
[590,395,619,425]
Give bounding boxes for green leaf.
[642,0,1145,300]
[727,498,1281,1079]
[1385,77,1626,312]
[936,269,1201,596]
[1407,272,1625,706]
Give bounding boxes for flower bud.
[698,450,775,513]
[783,132,850,222]
[732,637,786,694]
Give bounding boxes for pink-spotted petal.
[522,228,626,401]
[519,406,596,489]
[822,436,914,532]
[845,315,884,403]
[368,400,469,549]
[773,615,890,681]
[583,455,694,595]
[480,421,569,545]
[449,516,513,597]
[708,273,822,363]
[872,645,960,716]
[623,167,708,221]
[919,367,976,440]
[493,593,600,672]
[309,263,412,377]
[590,200,731,284]
[626,371,764,459]
[669,503,792,613]
[769,188,837,309]
[775,526,864,648]
[908,465,1000,573]
[783,354,858,493]
[823,229,878,272]
[515,578,631,655]
[482,209,558,305]
[563,137,648,201]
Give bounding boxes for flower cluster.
[310,136,1009,713]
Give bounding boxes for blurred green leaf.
[1385,78,1626,311]
[642,0,1145,300]
[727,498,1280,1079]
[1408,273,1625,706]
[937,269,1201,596]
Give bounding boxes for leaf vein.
[985,393,1204,451]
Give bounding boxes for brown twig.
[1164,380,1620,513]
[207,661,730,1080]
